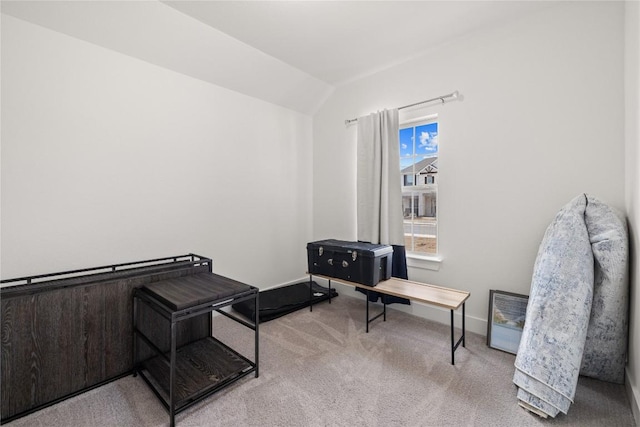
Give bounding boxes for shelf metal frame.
[133,277,259,427]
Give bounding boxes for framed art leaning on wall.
[487,290,529,354]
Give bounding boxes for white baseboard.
[625,370,640,426]
[262,276,312,292]
[215,276,311,315]
[217,275,639,426]
[218,276,488,336]
[322,279,487,337]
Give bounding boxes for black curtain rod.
[344,90,459,125]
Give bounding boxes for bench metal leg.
[462,302,466,348]
[309,275,332,312]
[366,291,369,333]
[307,274,468,365]
[450,310,455,365]
[450,302,466,365]
[365,290,386,333]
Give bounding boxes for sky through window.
[399,122,438,170]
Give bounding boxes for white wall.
[1,14,313,288]
[624,0,640,421]
[313,2,626,334]
[0,1,636,418]
[0,1,334,115]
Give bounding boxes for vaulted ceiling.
[163,1,552,86]
[2,1,553,114]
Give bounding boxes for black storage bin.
[307,239,393,286]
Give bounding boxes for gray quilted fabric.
[513,194,628,417]
[581,196,629,384]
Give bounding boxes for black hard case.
[306,239,393,286]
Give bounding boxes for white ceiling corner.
[161,1,553,86]
[2,0,553,114]
[1,0,333,114]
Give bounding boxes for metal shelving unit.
[133,272,259,427]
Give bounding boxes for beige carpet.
[5,294,635,426]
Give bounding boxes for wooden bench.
[308,274,470,365]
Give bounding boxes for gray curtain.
[356,109,404,246]
[357,109,409,305]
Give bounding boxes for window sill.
[406,253,442,271]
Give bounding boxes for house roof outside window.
[401,156,438,176]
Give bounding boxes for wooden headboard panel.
[1,254,213,423]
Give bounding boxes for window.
[399,117,438,255]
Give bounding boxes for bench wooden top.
[311,274,470,310]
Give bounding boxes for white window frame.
[400,114,442,270]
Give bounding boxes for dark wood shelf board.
[140,337,254,407]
